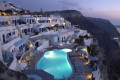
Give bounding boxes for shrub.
[34,31,39,35]
[87,44,97,56]
[5,9,13,15]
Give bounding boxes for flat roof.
[14,40,24,47]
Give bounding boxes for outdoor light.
[84,60,90,65]
[87,74,92,79]
[36,18,39,21]
[29,53,33,57]
[67,41,70,45]
[76,48,78,51]
[60,43,63,46]
[49,18,52,23]
[29,44,33,48]
[83,48,87,52]
[63,23,65,25]
[49,51,54,55]
[25,57,30,61]
[51,24,54,27]
[73,39,75,43]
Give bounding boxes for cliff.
[87,17,120,37]
[0,61,32,80]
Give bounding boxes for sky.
[1,0,120,25]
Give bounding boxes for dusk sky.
[1,0,120,25]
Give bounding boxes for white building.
[0,15,20,26]
[20,15,36,24]
[33,15,66,27]
[92,66,102,80]
[0,26,19,44]
[0,1,21,11]
[0,1,94,72]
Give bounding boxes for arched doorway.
[35,42,39,49]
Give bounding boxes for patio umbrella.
[77,45,84,49]
[76,51,86,54]
[89,57,99,61]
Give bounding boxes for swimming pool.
[37,49,73,79]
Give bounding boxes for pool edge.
[35,49,74,80]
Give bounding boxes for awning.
[14,40,24,47]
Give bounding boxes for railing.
[19,40,33,62]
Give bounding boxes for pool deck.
[25,43,93,80]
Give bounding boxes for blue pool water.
[37,49,73,79]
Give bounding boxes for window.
[62,37,63,42]
[58,37,59,41]
[28,29,30,32]
[32,19,35,22]
[27,19,29,23]
[12,20,15,24]
[39,28,41,32]
[31,28,33,32]
[22,29,24,33]
[5,4,7,7]
[92,78,95,80]
[12,31,15,35]
[7,33,11,37]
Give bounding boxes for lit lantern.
[63,23,65,25]
[29,53,33,57]
[3,12,6,16]
[60,43,63,46]
[76,48,78,51]
[51,24,54,27]
[83,60,90,65]
[83,48,87,52]
[49,18,52,23]
[35,18,39,23]
[29,44,33,48]
[87,74,92,79]
[0,12,2,16]
[25,57,30,61]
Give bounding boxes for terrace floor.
[69,54,93,80]
[24,43,93,80]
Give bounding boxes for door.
[49,40,52,46]
[35,42,39,48]
[3,34,5,43]
[24,29,27,35]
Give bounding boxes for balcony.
[4,36,18,44]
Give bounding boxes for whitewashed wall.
[84,38,93,46]
[37,40,49,50]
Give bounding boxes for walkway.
[69,54,93,80]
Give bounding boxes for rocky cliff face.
[47,10,120,80]
[87,17,120,37]
[0,61,32,80]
